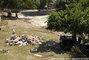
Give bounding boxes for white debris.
[6,34,44,46]
[34,54,42,57]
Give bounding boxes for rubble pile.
[6,34,44,46]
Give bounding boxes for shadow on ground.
[37,40,64,54]
[37,40,88,58]
[21,11,52,16]
[1,15,32,20]
[1,15,18,20]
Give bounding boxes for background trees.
[0,0,53,11]
[22,0,53,11]
[0,0,22,10]
[0,0,23,17]
[54,0,67,10]
[54,0,89,11]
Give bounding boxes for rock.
[30,48,38,53]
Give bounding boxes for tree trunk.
[7,10,12,17]
[0,19,2,30]
[16,13,18,18]
[47,6,48,11]
[38,8,41,11]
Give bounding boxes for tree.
[47,1,89,39]
[0,0,23,17]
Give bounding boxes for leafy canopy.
[47,1,89,35]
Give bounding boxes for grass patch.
[0,20,70,60]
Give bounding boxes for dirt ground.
[18,10,48,27]
[0,10,70,60]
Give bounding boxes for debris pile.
[6,34,44,46]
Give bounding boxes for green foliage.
[22,0,46,10]
[40,0,46,8]
[54,0,89,11]
[34,0,41,9]
[69,0,89,9]
[22,0,37,9]
[22,0,53,10]
[0,0,53,10]
[46,0,53,6]
[71,46,80,53]
[47,12,60,31]
[54,0,67,10]
[47,2,89,35]
[0,0,23,9]
[54,0,74,10]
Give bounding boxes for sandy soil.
[18,10,49,27]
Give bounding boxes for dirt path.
[18,10,49,27]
